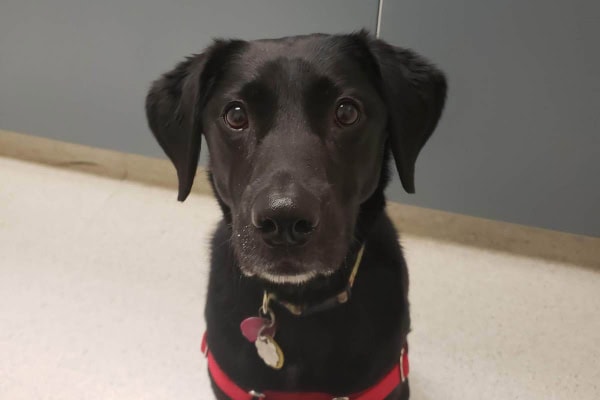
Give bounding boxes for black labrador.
[146,31,446,399]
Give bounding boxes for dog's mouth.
[233,224,350,286]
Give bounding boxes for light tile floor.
[1,157,598,399]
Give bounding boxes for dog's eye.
[223,103,248,130]
[335,100,360,126]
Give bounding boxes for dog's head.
[146,31,446,285]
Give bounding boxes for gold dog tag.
[255,334,284,369]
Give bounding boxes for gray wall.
[380,0,600,236]
[1,0,598,236]
[0,0,377,161]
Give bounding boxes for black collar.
[263,245,366,317]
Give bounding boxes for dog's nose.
[251,187,320,247]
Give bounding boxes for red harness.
[201,333,409,400]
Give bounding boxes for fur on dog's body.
[146,31,446,399]
[206,215,409,399]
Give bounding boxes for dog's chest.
[281,364,302,386]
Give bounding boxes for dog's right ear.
[145,40,244,201]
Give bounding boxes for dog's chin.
[255,270,321,285]
[240,260,336,286]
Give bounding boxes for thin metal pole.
[375,0,384,38]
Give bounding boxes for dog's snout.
[251,187,320,247]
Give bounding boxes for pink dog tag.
[240,317,276,342]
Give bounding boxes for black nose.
[251,186,320,247]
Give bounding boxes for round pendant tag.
[255,335,284,369]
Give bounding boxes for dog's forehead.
[250,35,348,60]
[220,35,376,96]
[212,35,372,103]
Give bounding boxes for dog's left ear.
[145,40,245,201]
[366,37,447,193]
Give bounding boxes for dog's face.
[202,36,389,283]
[146,32,446,284]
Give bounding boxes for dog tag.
[240,317,276,342]
[255,334,284,369]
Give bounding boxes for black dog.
[146,31,446,399]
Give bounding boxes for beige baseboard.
[2,129,598,269]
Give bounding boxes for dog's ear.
[145,40,244,201]
[366,37,447,193]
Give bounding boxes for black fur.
[146,31,446,399]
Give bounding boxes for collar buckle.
[400,344,409,383]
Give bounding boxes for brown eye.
[224,103,248,130]
[335,100,360,126]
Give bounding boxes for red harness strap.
[201,333,409,400]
